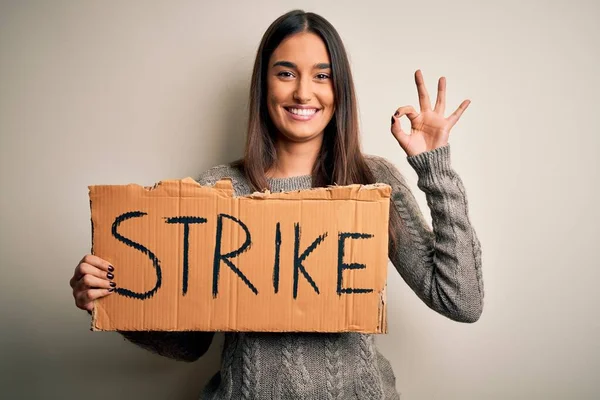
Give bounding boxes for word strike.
[110,211,375,300]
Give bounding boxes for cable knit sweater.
[120,144,484,399]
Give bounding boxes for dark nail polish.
[108,288,115,292]
[110,281,116,287]
[391,116,395,125]
[108,265,114,272]
[107,272,114,279]
[394,111,399,117]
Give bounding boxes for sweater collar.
[267,174,313,192]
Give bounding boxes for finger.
[75,288,114,309]
[76,274,116,291]
[415,69,432,112]
[79,254,114,273]
[79,301,95,312]
[434,76,446,115]
[73,262,114,284]
[447,99,471,128]
[393,105,419,122]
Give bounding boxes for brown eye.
[277,71,294,78]
[316,73,330,80]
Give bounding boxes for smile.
[284,107,320,121]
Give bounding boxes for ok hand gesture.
[391,69,471,157]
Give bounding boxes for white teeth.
[288,108,317,116]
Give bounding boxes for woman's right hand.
[70,254,116,311]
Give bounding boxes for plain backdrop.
[1,0,598,399]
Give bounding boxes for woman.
[70,9,483,399]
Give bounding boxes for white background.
[1,0,598,398]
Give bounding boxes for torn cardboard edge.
[90,177,391,333]
[92,176,392,200]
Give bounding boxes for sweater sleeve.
[116,166,233,361]
[368,144,484,322]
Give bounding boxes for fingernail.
[108,265,114,272]
[110,281,116,287]
[394,111,399,117]
[391,116,395,125]
[107,272,114,280]
[108,288,115,292]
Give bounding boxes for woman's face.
[266,32,335,143]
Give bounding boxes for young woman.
[70,10,483,399]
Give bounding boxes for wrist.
[406,144,452,174]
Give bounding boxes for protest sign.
[89,178,390,333]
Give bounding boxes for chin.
[278,117,330,142]
[279,127,324,143]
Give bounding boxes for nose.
[293,76,312,103]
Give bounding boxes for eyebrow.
[272,61,331,70]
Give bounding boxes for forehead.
[270,32,331,66]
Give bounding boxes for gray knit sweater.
[121,144,484,399]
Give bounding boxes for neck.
[267,135,323,178]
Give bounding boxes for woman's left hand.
[391,69,471,157]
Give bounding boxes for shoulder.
[364,153,396,171]
[363,154,407,185]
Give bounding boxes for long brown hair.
[232,9,401,247]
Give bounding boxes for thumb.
[391,106,418,147]
[391,115,408,147]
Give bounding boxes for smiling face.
[266,32,335,143]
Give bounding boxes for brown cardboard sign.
[89,178,391,333]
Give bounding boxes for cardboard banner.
[89,178,391,333]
